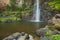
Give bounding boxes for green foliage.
[55,4,60,10]
[0,0,32,22]
[45,28,52,36]
[0,17,6,21]
[51,34,60,40]
[10,0,16,6]
[49,0,60,10]
[45,28,60,40]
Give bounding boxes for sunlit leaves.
[51,34,60,40]
[49,0,60,10]
[45,28,52,36]
[55,4,60,10]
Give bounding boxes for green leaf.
[51,34,60,40]
[55,4,60,10]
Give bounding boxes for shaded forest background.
[0,0,60,22]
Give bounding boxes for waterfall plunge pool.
[0,22,47,40]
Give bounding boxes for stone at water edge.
[3,32,21,40]
[40,36,49,40]
[29,34,34,40]
[17,34,34,40]
[3,35,14,40]
[3,32,34,40]
[21,32,26,36]
[17,32,28,40]
[36,28,47,37]
[17,36,26,40]
[11,32,21,39]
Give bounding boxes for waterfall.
[30,0,41,22]
[35,0,40,22]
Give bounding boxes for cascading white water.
[35,0,40,22]
[30,0,41,22]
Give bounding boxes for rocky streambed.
[3,32,34,40]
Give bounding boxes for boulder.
[48,14,60,30]
[3,32,34,40]
[55,14,60,19]
[40,36,49,40]
[36,28,47,37]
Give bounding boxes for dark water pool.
[0,22,47,40]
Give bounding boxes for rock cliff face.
[0,0,10,8]
[48,14,60,31]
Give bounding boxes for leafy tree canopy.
[49,0,60,10]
